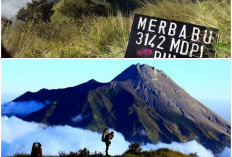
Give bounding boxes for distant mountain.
[12,64,230,154]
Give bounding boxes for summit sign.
[125,14,219,58]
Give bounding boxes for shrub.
[125,143,142,154]
[58,1,107,19]
[79,148,90,157]
[16,0,54,23]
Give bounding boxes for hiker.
[102,128,114,156]
[102,128,109,142]
[30,142,43,157]
[105,131,114,156]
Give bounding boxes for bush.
[79,148,90,157]
[125,143,142,154]
[59,1,107,19]
[58,151,67,157]
[16,0,54,23]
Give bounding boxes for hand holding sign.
[125,14,219,58]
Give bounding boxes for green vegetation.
[42,101,57,124]
[11,143,197,157]
[16,0,54,22]
[58,0,107,19]
[1,0,231,58]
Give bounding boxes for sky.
[1,59,231,121]
[1,0,32,19]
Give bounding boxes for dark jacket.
[105,134,111,145]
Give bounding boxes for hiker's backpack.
[101,128,108,142]
[31,142,42,157]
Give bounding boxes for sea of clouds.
[2,116,230,157]
[2,101,45,117]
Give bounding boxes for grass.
[123,148,197,157]
[2,13,131,58]
[1,0,231,58]
[10,148,197,157]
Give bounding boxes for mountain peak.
[87,79,99,83]
[136,63,153,69]
[113,63,157,82]
[38,88,48,92]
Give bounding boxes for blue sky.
[1,59,231,121]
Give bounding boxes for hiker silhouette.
[30,142,43,157]
[102,128,114,156]
[105,131,114,156]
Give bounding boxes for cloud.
[2,116,129,156]
[2,116,230,157]
[71,114,89,123]
[139,129,147,136]
[1,0,32,19]
[141,141,214,157]
[217,147,231,157]
[2,101,45,117]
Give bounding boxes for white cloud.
[1,116,230,157]
[2,101,45,117]
[1,0,32,19]
[71,114,88,123]
[141,141,215,157]
[139,129,147,136]
[1,116,129,156]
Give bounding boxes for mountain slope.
[12,64,230,153]
[113,64,230,137]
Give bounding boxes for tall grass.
[1,0,231,58]
[73,13,132,58]
[2,13,132,58]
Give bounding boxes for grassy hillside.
[1,0,231,58]
[11,147,197,157]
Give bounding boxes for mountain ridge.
[10,63,231,154]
